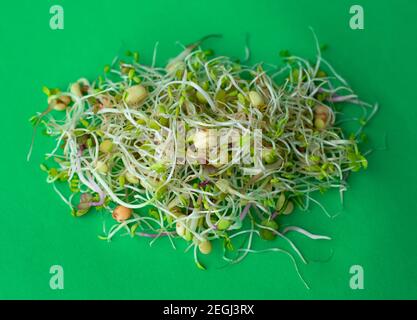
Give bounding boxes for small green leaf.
[75,209,89,217]
[48,168,58,177]
[195,261,206,270]
[359,117,367,126]
[42,86,51,97]
[133,76,142,84]
[320,44,328,52]
[130,223,139,236]
[128,69,135,80]
[279,49,291,58]
[133,51,140,63]
[223,235,234,251]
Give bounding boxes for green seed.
[260,220,279,240]
[125,172,139,184]
[317,70,327,78]
[314,118,326,130]
[276,193,286,211]
[184,230,193,241]
[128,69,135,80]
[283,201,294,215]
[263,148,278,164]
[118,175,126,188]
[196,91,208,104]
[99,140,113,153]
[48,168,58,177]
[149,120,161,130]
[217,219,231,231]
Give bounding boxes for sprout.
[30,36,374,272]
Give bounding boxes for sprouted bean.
[28,34,376,285]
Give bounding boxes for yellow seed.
[112,206,132,222]
[96,161,108,174]
[125,172,139,184]
[314,118,326,130]
[198,240,212,255]
[99,140,113,153]
[283,201,294,215]
[176,223,185,237]
[53,101,67,111]
[70,83,82,97]
[175,215,187,237]
[59,95,71,105]
[125,85,148,106]
[248,91,265,108]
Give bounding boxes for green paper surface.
[0,0,417,299]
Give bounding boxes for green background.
[1,0,416,300]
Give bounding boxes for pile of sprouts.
[29,35,376,286]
